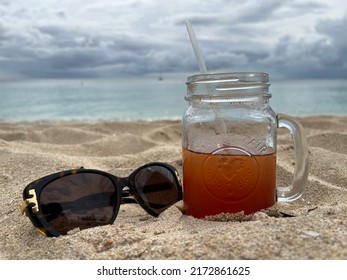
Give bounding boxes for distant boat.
[158,75,163,81]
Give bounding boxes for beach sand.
[0,116,346,260]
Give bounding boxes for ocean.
[0,78,346,122]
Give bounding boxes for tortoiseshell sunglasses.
[20,162,183,237]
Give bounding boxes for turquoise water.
[0,78,346,122]
[271,79,347,116]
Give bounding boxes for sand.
[0,116,346,260]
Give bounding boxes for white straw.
[185,20,207,73]
[185,20,227,133]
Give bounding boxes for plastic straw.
[185,20,207,73]
[185,20,227,133]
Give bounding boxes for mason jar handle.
[277,113,309,201]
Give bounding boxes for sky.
[0,0,347,80]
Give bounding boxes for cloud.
[0,0,346,79]
[259,11,347,79]
[233,0,285,23]
[316,12,347,62]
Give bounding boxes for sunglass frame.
[21,162,183,237]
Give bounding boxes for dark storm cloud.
[0,0,346,79]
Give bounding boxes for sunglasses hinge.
[20,189,39,215]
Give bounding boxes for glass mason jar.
[182,72,309,218]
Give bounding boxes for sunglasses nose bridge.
[116,176,130,189]
[116,176,137,198]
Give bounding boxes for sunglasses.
[20,162,183,237]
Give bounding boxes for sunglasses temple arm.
[121,187,174,210]
[120,189,168,209]
[40,192,119,221]
[121,188,138,204]
[121,197,138,204]
[40,192,138,221]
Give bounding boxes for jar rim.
[185,93,272,102]
[187,72,269,84]
[186,72,271,99]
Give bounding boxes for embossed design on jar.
[202,147,260,203]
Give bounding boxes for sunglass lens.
[134,165,180,215]
[39,173,117,235]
